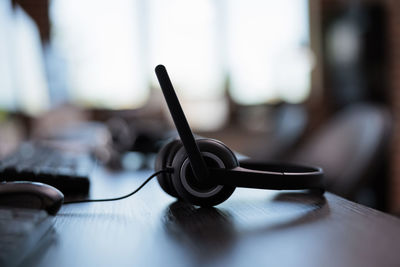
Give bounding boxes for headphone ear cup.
[171,139,238,206]
[155,139,182,198]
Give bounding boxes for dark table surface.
[25,167,400,267]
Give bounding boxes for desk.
[24,167,400,267]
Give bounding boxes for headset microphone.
[155,65,208,182]
[155,64,324,207]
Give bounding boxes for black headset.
[154,65,324,206]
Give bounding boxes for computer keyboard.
[0,142,94,194]
[0,208,54,267]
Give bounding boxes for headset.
[64,65,324,208]
[154,65,324,206]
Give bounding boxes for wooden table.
[24,167,400,267]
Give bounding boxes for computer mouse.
[0,181,64,215]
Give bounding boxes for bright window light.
[51,0,148,109]
[148,0,227,130]
[226,0,312,104]
[0,0,16,111]
[0,1,50,115]
[149,0,224,100]
[49,0,312,128]
[13,6,50,115]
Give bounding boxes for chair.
[288,103,391,204]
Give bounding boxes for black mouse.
[0,181,64,215]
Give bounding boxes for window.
[0,1,49,115]
[51,0,147,109]
[50,0,312,129]
[226,0,313,104]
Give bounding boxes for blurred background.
[0,0,399,214]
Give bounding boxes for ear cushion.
[171,139,238,206]
[155,139,182,198]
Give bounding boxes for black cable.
[63,169,171,204]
